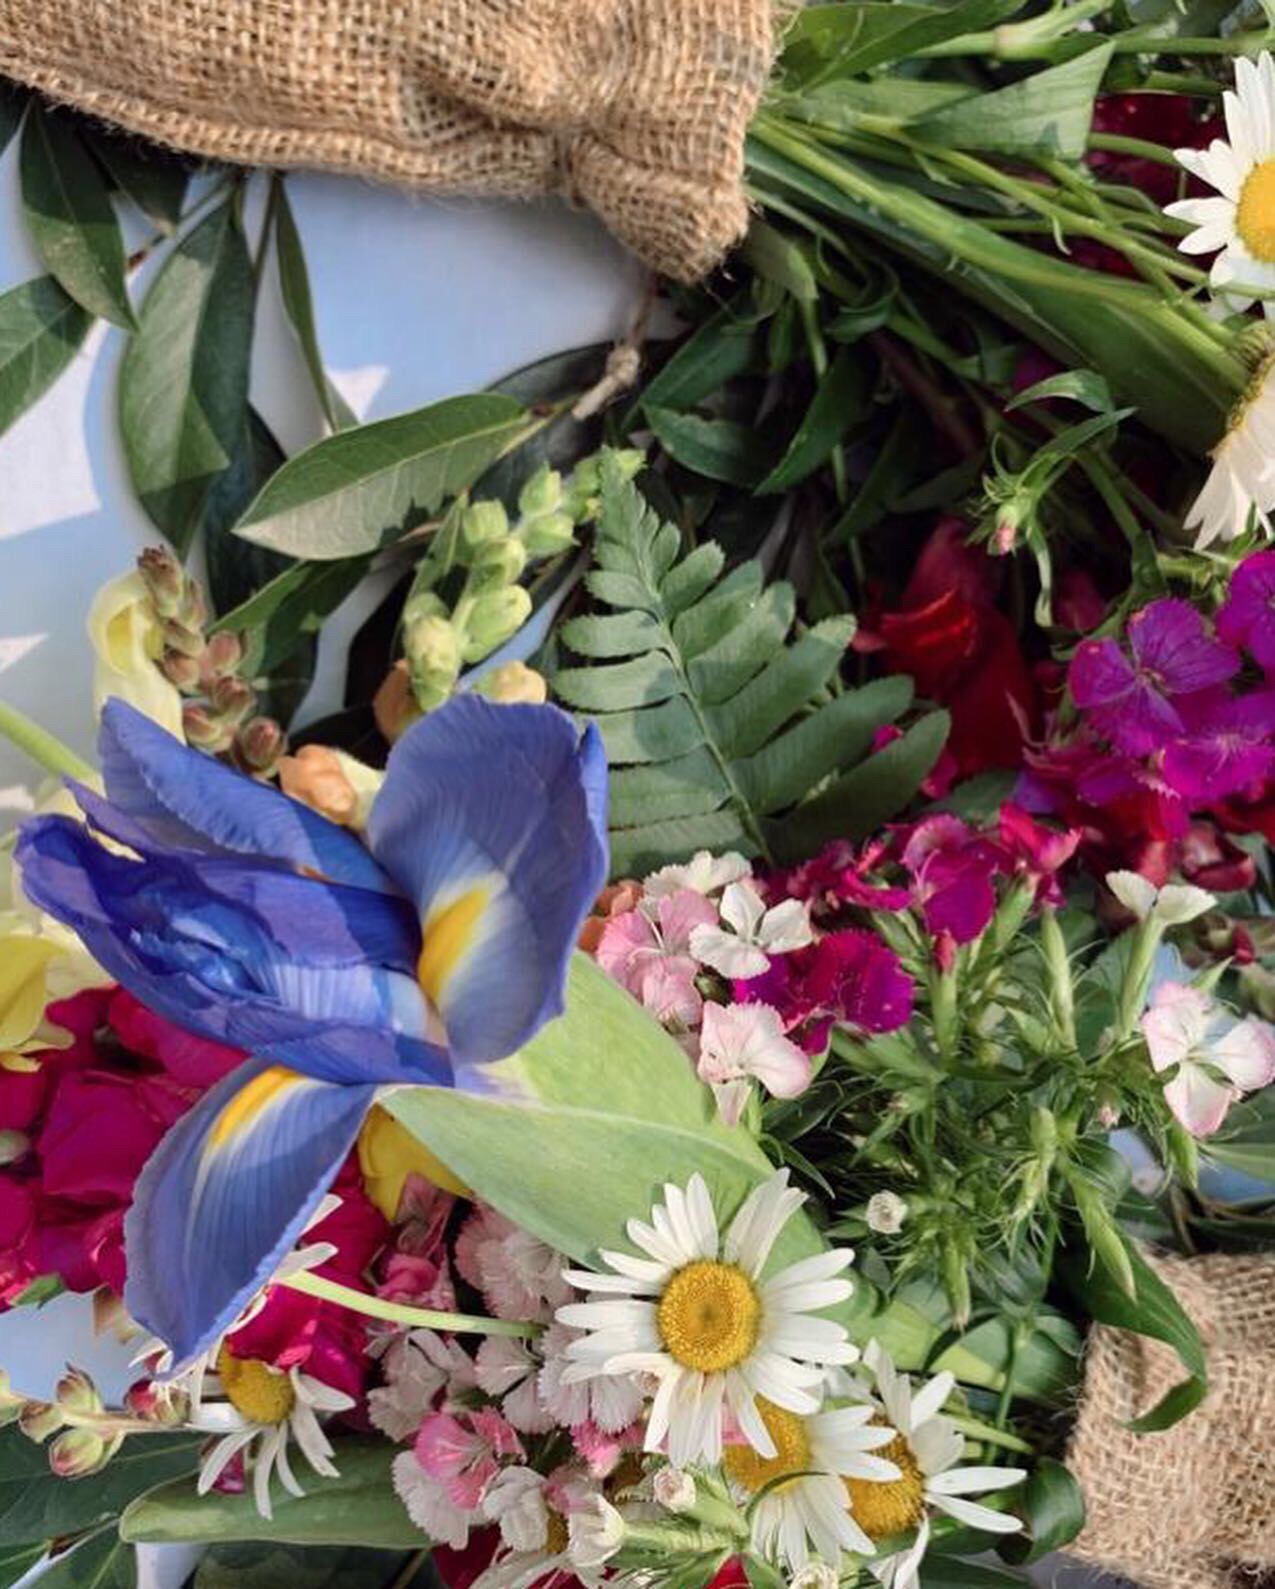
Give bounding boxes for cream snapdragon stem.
[279,1270,541,1339]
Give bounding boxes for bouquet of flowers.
[3,7,1275,1589]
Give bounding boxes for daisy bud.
[790,1564,839,1589]
[55,1366,102,1417]
[19,1401,64,1442]
[653,1467,697,1514]
[459,587,532,663]
[866,1191,908,1236]
[49,1428,115,1478]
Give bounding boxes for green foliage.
[20,104,134,328]
[0,1427,198,1547]
[119,197,255,553]
[232,393,529,559]
[190,1542,439,1589]
[0,276,92,439]
[120,1442,420,1549]
[553,461,945,875]
[998,1457,1086,1564]
[272,179,356,433]
[89,131,189,233]
[782,0,1021,87]
[37,1531,136,1588]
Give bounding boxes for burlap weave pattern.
[0,0,779,281]
[1068,1249,1275,1589]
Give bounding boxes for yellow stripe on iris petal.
[209,1065,303,1150]
[417,885,490,1006]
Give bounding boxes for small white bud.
[866,1191,908,1235]
[790,1563,839,1589]
[652,1466,696,1514]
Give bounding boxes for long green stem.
[0,702,95,782]
[280,1269,541,1339]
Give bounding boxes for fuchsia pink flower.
[997,803,1082,906]
[736,930,914,1053]
[1216,549,1275,671]
[1141,982,1275,1136]
[900,816,1003,944]
[1070,598,1239,757]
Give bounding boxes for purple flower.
[1161,688,1275,801]
[900,815,1004,944]
[1217,550,1275,673]
[1070,599,1239,756]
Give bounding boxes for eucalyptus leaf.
[0,1428,198,1547]
[911,45,1114,160]
[0,275,93,439]
[273,179,355,432]
[213,554,372,677]
[0,84,26,160]
[120,1443,420,1549]
[90,131,190,233]
[119,198,255,553]
[232,393,529,558]
[20,105,134,328]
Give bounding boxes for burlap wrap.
[1068,1250,1275,1589]
[0,0,781,282]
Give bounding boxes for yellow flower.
[88,571,184,736]
[357,1105,470,1218]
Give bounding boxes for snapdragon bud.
[138,546,186,619]
[517,464,564,520]
[459,587,531,662]
[181,704,235,753]
[235,716,285,777]
[519,510,575,559]
[373,661,421,743]
[19,1400,64,1441]
[467,535,528,590]
[405,613,463,710]
[472,660,548,706]
[459,499,510,559]
[159,647,202,692]
[125,1379,190,1426]
[49,1427,119,1478]
[209,676,256,726]
[202,629,244,680]
[55,1366,102,1417]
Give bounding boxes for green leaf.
[783,0,1020,85]
[919,1559,1031,1589]
[193,1543,425,1589]
[738,220,818,303]
[38,1531,135,1588]
[554,461,914,873]
[89,131,189,233]
[638,299,758,415]
[645,405,766,487]
[121,1442,420,1549]
[772,709,949,859]
[1059,1236,1207,1431]
[758,343,870,491]
[1006,368,1114,415]
[911,45,1114,160]
[213,554,371,677]
[120,199,255,553]
[997,1458,1085,1565]
[273,180,355,432]
[0,84,27,161]
[20,105,134,328]
[233,393,528,558]
[0,275,93,438]
[203,407,290,616]
[0,1427,198,1546]
[0,1542,44,1589]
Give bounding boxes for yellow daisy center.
[656,1260,761,1373]
[1237,158,1275,262]
[723,1397,812,1495]
[845,1424,926,1542]
[216,1345,296,1425]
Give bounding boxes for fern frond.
[553,460,950,876]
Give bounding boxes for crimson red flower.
[857,519,1037,777]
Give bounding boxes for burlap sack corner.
[1068,1249,1275,1589]
[0,0,786,283]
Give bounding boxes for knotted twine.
[0,0,782,282]
[1068,1249,1275,1589]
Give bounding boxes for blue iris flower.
[16,695,607,1365]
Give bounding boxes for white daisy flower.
[723,1395,902,1571]
[1182,357,1275,547]
[851,1344,1024,1589]
[690,881,815,979]
[1167,54,1275,316]
[192,1351,355,1520]
[556,1171,857,1469]
[644,849,753,899]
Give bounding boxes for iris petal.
[97,699,395,893]
[124,1057,379,1366]
[367,697,608,1065]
